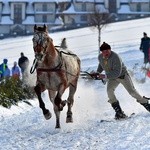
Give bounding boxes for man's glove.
[90,71,106,79]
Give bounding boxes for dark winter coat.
[140,37,150,53]
[140,37,150,63]
[18,56,29,73]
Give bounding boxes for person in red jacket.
[12,61,20,79]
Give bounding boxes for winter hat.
[3,58,8,64]
[100,42,111,51]
[143,32,147,36]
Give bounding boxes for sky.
[0,17,150,150]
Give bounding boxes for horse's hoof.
[44,111,52,120]
[66,117,73,123]
[55,125,61,129]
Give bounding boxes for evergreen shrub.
[0,78,35,108]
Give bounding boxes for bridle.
[31,30,62,74]
[32,31,50,61]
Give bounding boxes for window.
[43,15,47,22]
[81,3,86,11]
[43,3,47,11]
[14,4,22,24]
[137,3,141,12]
[81,15,87,21]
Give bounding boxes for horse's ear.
[43,24,47,32]
[34,24,37,31]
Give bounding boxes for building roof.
[1,16,13,25]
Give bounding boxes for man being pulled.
[93,42,150,119]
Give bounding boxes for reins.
[30,58,38,74]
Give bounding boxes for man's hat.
[100,42,111,51]
[143,32,147,36]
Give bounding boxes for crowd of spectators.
[0,52,29,81]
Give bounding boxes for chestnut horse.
[31,24,80,128]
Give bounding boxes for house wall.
[34,3,55,12]
[130,3,150,12]
[25,25,34,34]
[35,14,55,23]
[74,2,94,12]
[34,3,56,23]
[0,3,2,21]
[0,25,10,34]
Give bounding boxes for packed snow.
[0,17,150,150]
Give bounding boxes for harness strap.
[37,62,62,72]
[30,47,79,77]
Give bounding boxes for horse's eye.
[33,34,39,40]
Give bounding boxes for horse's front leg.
[53,86,67,128]
[48,90,61,128]
[34,84,52,120]
[54,91,67,111]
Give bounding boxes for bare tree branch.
[89,7,112,51]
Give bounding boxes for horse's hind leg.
[34,84,52,120]
[66,83,77,123]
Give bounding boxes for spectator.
[18,52,29,81]
[140,32,150,65]
[0,58,8,79]
[3,65,10,78]
[12,61,20,79]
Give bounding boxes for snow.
[0,17,150,150]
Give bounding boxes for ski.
[100,113,135,123]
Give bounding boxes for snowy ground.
[0,17,150,150]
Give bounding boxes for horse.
[31,24,80,128]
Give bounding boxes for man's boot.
[111,101,127,120]
[140,96,150,112]
[141,103,150,112]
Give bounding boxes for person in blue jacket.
[140,32,150,64]
[0,58,8,79]
[3,65,10,78]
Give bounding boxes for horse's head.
[32,24,53,61]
